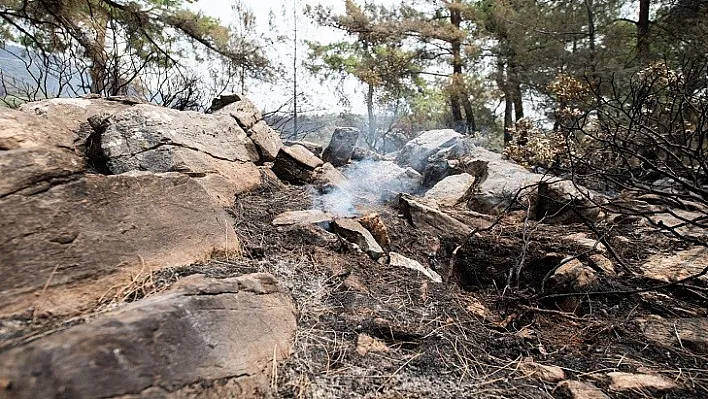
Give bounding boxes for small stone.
[356,334,389,356]
[588,254,616,276]
[272,210,334,226]
[607,372,679,392]
[332,218,385,260]
[389,252,442,283]
[519,358,565,383]
[555,380,609,399]
[357,213,391,249]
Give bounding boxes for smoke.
[311,159,422,217]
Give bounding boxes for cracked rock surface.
[0,273,297,399]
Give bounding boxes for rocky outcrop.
[0,273,296,399]
[398,194,473,238]
[0,172,241,317]
[322,127,360,167]
[641,317,708,354]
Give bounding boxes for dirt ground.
[2,182,707,398]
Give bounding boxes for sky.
[190,0,398,115]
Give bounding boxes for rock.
[1,97,135,154]
[313,162,348,188]
[0,273,296,399]
[640,247,708,283]
[398,194,473,238]
[272,210,335,226]
[421,150,454,188]
[15,96,139,151]
[607,372,679,392]
[356,334,389,356]
[211,94,261,129]
[562,233,607,254]
[396,129,463,173]
[357,213,391,249]
[272,145,324,184]
[518,358,566,383]
[284,140,323,158]
[425,173,475,207]
[641,317,708,354]
[389,252,442,283]
[351,146,385,161]
[555,381,609,399]
[332,218,385,260]
[322,127,360,167]
[549,259,598,291]
[588,254,616,276]
[248,120,282,162]
[0,147,84,197]
[96,104,260,173]
[0,173,241,317]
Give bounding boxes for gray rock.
[395,129,463,173]
[0,273,296,399]
[284,141,323,158]
[641,317,708,355]
[97,105,260,174]
[398,194,472,238]
[425,173,475,207]
[332,218,385,259]
[322,127,360,167]
[211,94,262,129]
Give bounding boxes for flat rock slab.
[272,210,335,226]
[641,247,708,283]
[607,372,679,392]
[389,252,442,283]
[332,218,385,260]
[0,273,297,399]
[642,317,708,354]
[0,172,240,317]
[398,194,472,238]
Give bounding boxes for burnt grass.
[2,181,706,398]
[175,183,706,398]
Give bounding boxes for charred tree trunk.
[638,0,651,62]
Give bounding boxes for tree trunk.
[449,0,474,134]
[89,12,110,94]
[638,0,651,62]
[497,59,514,145]
[367,82,376,146]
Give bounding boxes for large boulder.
[0,273,297,398]
[95,104,260,171]
[0,172,241,317]
[322,127,360,167]
[396,129,463,173]
[89,104,266,203]
[424,173,475,207]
